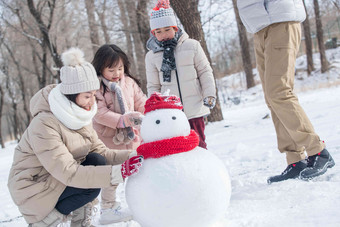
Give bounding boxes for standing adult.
[237,0,335,183]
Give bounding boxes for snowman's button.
[172,116,176,120]
[156,120,160,124]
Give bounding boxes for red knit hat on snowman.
[150,0,178,35]
[144,92,183,114]
[137,92,199,159]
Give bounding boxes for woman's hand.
[120,155,144,179]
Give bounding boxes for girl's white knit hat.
[150,0,177,31]
[59,48,99,94]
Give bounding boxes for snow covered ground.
[1,48,340,226]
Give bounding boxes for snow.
[1,47,340,226]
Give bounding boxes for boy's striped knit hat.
[150,0,177,31]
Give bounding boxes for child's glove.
[121,156,144,179]
[113,127,135,145]
[117,112,143,128]
[203,96,216,109]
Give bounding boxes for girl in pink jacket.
[92,44,147,224]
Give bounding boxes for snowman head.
[141,92,190,143]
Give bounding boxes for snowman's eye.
[156,120,160,124]
[172,116,176,120]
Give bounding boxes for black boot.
[267,160,307,184]
[299,149,335,180]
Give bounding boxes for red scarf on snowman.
[138,92,200,159]
[137,130,199,159]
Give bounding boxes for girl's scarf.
[137,130,199,159]
[100,76,135,141]
[101,76,127,114]
[48,84,97,130]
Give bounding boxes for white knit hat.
[150,0,177,31]
[59,48,100,94]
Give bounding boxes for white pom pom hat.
[60,47,99,94]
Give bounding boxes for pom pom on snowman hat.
[144,91,183,114]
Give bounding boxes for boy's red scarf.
[137,130,199,159]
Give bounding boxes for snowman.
[125,92,231,227]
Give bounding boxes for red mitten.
[121,156,144,179]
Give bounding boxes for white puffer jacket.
[145,31,216,120]
[237,0,306,34]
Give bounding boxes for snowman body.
[125,96,231,227]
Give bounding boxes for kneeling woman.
[7,48,143,227]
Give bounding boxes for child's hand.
[117,112,144,128]
[203,96,216,109]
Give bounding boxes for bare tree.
[125,0,147,93]
[95,0,110,44]
[4,69,22,141]
[1,1,51,89]
[171,0,223,122]
[27,0,63,80]
[0,84,4,148]
[232,0,255,89]
[136,0,150,53]
[85,0,100,54]
[313,0,329,73]
[2,42,31,124]
[302,0,315,75]
[117,0,137,76]
[332,0,340,11]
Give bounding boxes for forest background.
[0,0,339,147]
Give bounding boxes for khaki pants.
[253,21,325,165]
[101,184,118,209]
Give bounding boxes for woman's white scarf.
[48,84,97,130]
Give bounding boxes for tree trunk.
[85,0,100,54]
[5,77,20,141]
[125,0,147,93]
[27,0,62,80]
[12,5,52,88]
[313,0,329,73]
[232,0,255,89]
[117,0,137,76]
[171,0,223,122]
[136,0,150,53]
[302,0,315,75]
[0,86,4,148]
[96,0,110,44]
[332,0,340,11]
[3,43,31,124]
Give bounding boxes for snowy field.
[0,48,340,226]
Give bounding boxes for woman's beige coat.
[7,85,130,224]
[145,32,216,120]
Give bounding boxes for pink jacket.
[93,75,147,150]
